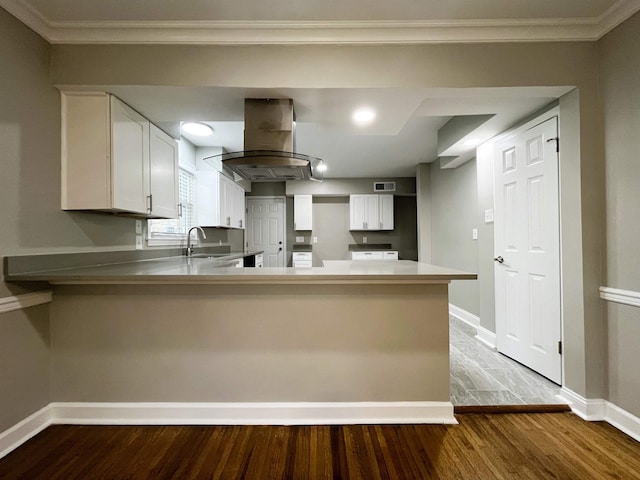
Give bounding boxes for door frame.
[245,196,287,268]
[493,113,563,384]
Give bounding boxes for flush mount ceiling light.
[181,122,213,136]
[352,107,376,126]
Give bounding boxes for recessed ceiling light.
[182,122,213,136]
[352,108,376,126]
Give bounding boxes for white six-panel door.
[246,197,286,267]
[494,117,562,384]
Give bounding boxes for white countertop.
[6,257,476,285]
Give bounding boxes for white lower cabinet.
[292,252,312,267]
[351,251,398,260]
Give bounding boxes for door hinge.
[546,137,559,153]
[558,341,563,355]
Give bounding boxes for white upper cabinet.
[349,194,394,230]
[196,170,245,229]
[294,194,313,230]
[61,92,178,218]
[149,124,179,219]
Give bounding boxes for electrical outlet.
[296,236,305,243]
[135,220,142,234]
[135,235,143,250]
[313,237,318,244]
[363,236,367,243]
[472,228,478,240]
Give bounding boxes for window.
[147,168,196,245]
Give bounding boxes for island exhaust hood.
[205,98,324,182]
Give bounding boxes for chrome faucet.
[186,226,206,256]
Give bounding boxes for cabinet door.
[221,175,234,227]
[378,194,394,230]
[349,195,367,230]
[110,96,149,214]
[149,124,178,218]
[294,194,313,230]
[233,183,245,229]
[364,195,379,230]
[196,170,221,226]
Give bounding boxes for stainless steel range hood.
[205,99,324,182]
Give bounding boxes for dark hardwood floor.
[1,413,639,479]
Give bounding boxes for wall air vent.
[373,181,396,192]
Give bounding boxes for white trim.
[48,401,457,426]
[1,0,639,45]
[0,406,52,459]
[558,388,606,421]
[449,303,479,327]
[0,290,52,315]
[605,401,640,443]
[449,304,497,350]
[558,389,640,443]
[600,286,640,308]
[475,325,497,350]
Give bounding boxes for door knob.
[494,256,504,264]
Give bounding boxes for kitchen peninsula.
[5,254,475,425]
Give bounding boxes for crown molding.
[2,0,640,45]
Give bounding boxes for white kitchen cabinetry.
[149,124,179,218]
[292,252,312,268]
[351,251,398,260]
[294,194,313,230]
[61,92,178,218]
[196,170,245,229]
[349,194,394,230]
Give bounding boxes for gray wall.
[248,183,417,265]
[430,159,480,316]
[599,12,640,417]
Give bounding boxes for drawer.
[382,251,399,260]
[351,251,383,260]
[292,252,312,261]
[293,260,312,268]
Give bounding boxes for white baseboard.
[449,304,480,327]
[603,401,640,443]
[559,388,606,420]
[48,401,457,426]
[475,325,497,350]
[0,406,52,459]
[559,388,640,442]
[449,304,497,350]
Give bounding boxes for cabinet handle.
[178,203,183,218]
[227,216,231,226]
[379,221,382,229]
[147,194,153,213]
[239,219,243,228]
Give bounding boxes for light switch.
[135,220,142,234]
[484,209,494,223]
[313,237,318,243]
[363,236,368,243]
[472,228,478,240]
[135,235,143,250]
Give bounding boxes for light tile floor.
[450,316,564,406]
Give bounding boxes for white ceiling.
[2,0,630,178]
[103,85,571,178]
